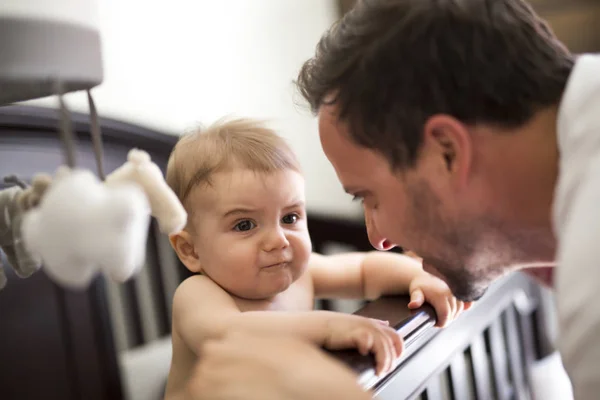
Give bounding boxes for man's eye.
[282,214,298,224]
[234,220,256,232]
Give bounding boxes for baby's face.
[188,168,312,300]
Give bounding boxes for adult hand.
[321,313,402,375]
[187,331,372,400]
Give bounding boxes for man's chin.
[449,283,488,302]
[421,256,494,302]
[457,289,487,302]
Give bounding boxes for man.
[189,0,600,398]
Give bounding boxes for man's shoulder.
[553,54,600,229]
[557,53,600,147]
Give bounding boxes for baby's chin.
[261,270,295,295]
[232,275,295,301]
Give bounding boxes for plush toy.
[0,260,6,290]
[15,173,53,211]
[21,167,151,289]
[105,149,187,235]
[11,148,186,290]
[0,178,46,290]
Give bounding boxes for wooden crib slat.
[518,308,538,373]
[449,351,474,400]
[470,333,494,400]
[121,280,144,348]
[424,372,444,400]
[504,307,529,399]
[61,278,124,400]
[103,279,129,352]
[134,253,161,344]
[145,219,170,338]
[153,221,182,332]
[489,319,513,400]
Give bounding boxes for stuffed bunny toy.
[105,148,187,235]
[22,167,151,289]
[14,149,187,290]
[0,175,50,290]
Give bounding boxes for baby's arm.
[309,251,422,300]
[309,251,470,327]
[172,275,402,374]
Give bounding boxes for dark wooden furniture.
[0,105,177,400]
[0,105,550,400]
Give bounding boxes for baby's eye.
[234,220,256,232]
[281,213,299,225]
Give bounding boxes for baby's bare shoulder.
[173,275,235,313]
[176,274,217,292]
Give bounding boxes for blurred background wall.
[339,0,600,52]
[23,0,364,221]
[20,0,600,222]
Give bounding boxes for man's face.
[318,106,533,301]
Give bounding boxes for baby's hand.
[408,272,472,327]
[323,314,403,376]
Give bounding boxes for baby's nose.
[264,227,290,251]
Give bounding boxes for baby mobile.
[0,1,187,291]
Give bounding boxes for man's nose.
[365,208,395,251]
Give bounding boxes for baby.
[164,118,470,399]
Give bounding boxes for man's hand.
[187,331,372,400]
[322,314,402,375]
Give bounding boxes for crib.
[0,105,555,400]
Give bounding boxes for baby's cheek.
[290,233,312,264]
[212,238,254,267]
[300,232,313,258]
[233,240,260,259]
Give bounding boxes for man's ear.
[169,231,202,273]
[421,114,472,188]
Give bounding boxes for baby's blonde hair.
[166,118,301,212]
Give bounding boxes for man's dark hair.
[297,0,574,168]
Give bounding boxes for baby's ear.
[169,231,202,273]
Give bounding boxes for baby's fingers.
[408,288,425,309]
[433,298,452,327]
[373,319,390,326]
[386,327,403,358]
[456,300,465,317]
[371,330,394,376]
[450,296,458,320]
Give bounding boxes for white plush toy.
[19,149,186,290]
[105,149,187,235]
[22,167,150,289]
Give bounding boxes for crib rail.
[331,272,545,399]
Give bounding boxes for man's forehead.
[317,106,390,184]
[318,107,360,161]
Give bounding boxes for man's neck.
[511,106,560,258]
[481,106,560,261]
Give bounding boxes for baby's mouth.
[262,261,289,269]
